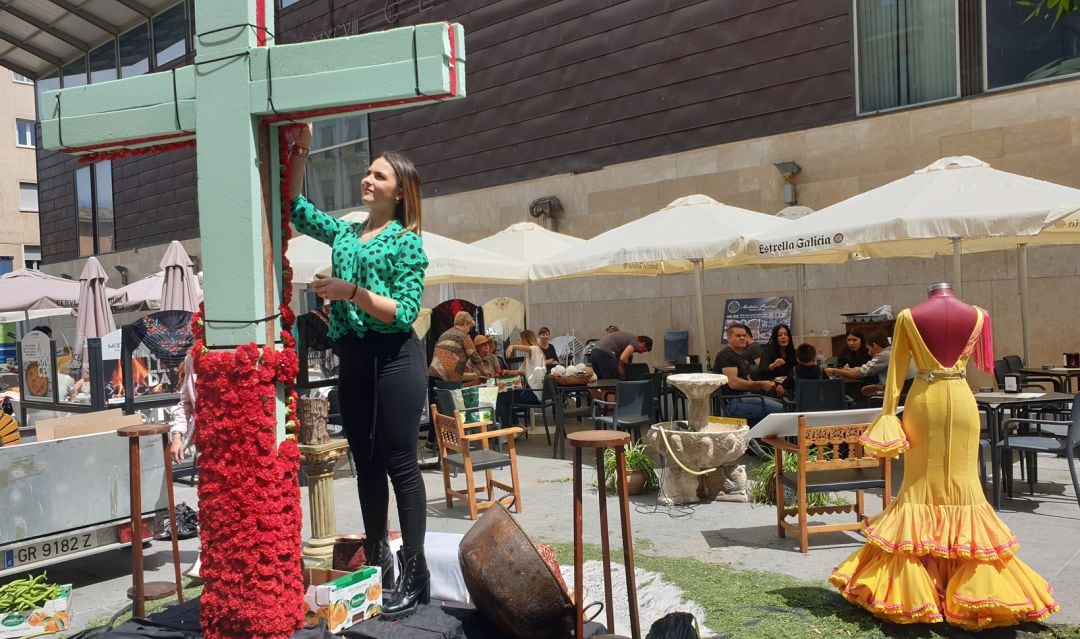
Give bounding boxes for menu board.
[20,331,55,401]
[720,296,794,344]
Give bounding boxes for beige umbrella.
[0,268,119,322]
[747,156,1080,359]
[72,257,117,373]
[160,241,203,312]
[529,194,788,356]
[472,222,585,319]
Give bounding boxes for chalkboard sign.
[720,297,794,344]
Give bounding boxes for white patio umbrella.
[747,156,1080,359]
[113,271,164,312]
[471,221,586,319]
[72,257,117,373]
[296,210,529,285]
[0,268,119,322]
[529,194,789,356]
[160,241,203,312]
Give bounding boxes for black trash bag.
[157,502,199,540]
[646,612,701,639]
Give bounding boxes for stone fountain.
[644,373,751,505]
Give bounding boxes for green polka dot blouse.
[291,195,428,339]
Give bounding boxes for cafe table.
[974,390,1073,510]
[1018,367,1080,393]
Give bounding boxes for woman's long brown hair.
[381,151,422,234]
[519,329,539,347]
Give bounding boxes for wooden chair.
[766,415,892,553]
[431,404,524,520]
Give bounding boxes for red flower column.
[190,125,307,639]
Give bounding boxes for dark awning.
[0,0,178,80]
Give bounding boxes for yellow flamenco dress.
[830,308,1059,630]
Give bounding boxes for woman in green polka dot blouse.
[287,124,430,619]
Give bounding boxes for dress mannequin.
[908,283,979,368]
[829,285,1058,630]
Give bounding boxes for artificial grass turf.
[551,542,1079,639]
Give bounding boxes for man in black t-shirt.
[713,323,783,424]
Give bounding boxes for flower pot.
[626,469,647,495]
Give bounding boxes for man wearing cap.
[468,335,500,379]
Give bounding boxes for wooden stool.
[117,423,184,618]
[569,430,640,639]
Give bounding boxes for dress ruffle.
[831,546,1059,631]
[863,502,1019,561]
[859,413,908,458]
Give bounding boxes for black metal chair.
[592,380,654,443]
[785,378,847,412]
[997,393,1080,508]
[1004,354,1063,392]
[512,379,554,444]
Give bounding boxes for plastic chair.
[623,362,650,381]
[998,394,1080,508]
[592,380,654,443]
[1004,354,1063,392]
[512,381,554,444]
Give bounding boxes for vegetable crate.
[0,584,71,638]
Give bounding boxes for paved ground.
[35,419,1080,635]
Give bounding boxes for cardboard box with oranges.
[303,566,382,632]
[0,584,72,639]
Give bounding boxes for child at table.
[783,343,824,397]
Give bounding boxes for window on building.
[0,257,12,276]
[305,115,370,214]
[76,161,115,257]
[12,72,32,84]
[23,245,41,271]
[90,41,118,84]
[16,119,34,148]
[62,55,87,89]
[19,183,37,212]
[855,0,960,113]
[985,2,1080,90]
[281,0,302,7]
[120,23,150,78]
[154,3,189,67]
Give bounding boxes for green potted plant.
[603,441,658,495]
[748,448,847,508]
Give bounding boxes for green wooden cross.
[40,2,464,351]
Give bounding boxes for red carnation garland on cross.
[186,124,310,639]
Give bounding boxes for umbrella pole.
[952,237,963,299]
[1018,244,1030,363]
[693,259,706,361]
[524,280,531,327]
[796,264,806,341]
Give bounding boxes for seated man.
[714,323,783,424]
[468,335,501,379]
[783,343,824,397]
[825,331,909,401]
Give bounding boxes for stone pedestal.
[298,439,350,561]
[665,373,727,431]
[644,422,749,505]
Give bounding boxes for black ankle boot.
[381,549,430,620]
[363,536,396,590]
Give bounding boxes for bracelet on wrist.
[350,283,359,301]
[291,146,310,158]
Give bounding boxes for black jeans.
[336,330,427,554]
